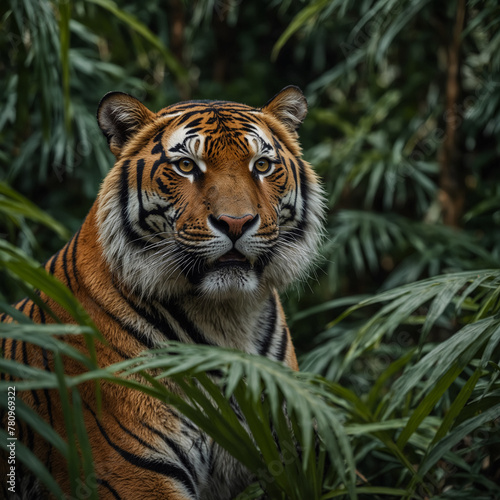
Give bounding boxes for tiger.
[0,86,325,499]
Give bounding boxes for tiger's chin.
[196,265,261,299]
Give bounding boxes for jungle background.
[1,0,500,498]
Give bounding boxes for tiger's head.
[96,87,325,301]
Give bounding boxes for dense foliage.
[1,0,500,498]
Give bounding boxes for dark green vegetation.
[1,1,500,498]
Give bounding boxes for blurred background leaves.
[1,0,500,498]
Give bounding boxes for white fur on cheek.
[97,183,192,300]
[264,176,326,290]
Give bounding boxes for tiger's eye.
[178,158,195,174]
[254,158,271,174]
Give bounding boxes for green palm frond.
[86,0,186,82]
[1,333,359,499]
[0,182,70,241]
[306,269,500,376]
[323,211,499,292]
[302,269,500,498]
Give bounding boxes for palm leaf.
[0,182,70,240]
[86,0,187,83]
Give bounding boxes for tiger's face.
[96,87,324,300]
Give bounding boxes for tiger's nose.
[209,214,258,241]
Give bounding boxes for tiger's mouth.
[218,249,247,263]
[187,247,264,290]
[215,249,252,270]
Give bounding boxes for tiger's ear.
[97,92,154,157]
[261,86,308,133]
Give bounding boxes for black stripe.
[42,349,54,425]
[275,327,289,362]
[97,478,122,499]
[38,296,46,324]
[27,301,35,320]
[169,408,200,434]
[208,441,217,476]
[185,117,203,129]
[21,341,40,405]
[113,416,157,453]
[21,340,28,363]
[110,308,156,350]
[277,159,310,245]
[205,136,216,158]
[288,158,300,219]
[71,229,82,285]
[273,136,284,152]
[49,250,61,275]
[296,158,310,230]
[287,158,298,188]
[17,297,30,313]
[151,130,164,153]
[258,296,277,357]
[61,239,73,292]
[91,293,156,351]
[150,130,166,180]
[158,298,213,346]
[136,158,177,233]
[142,422,199,485]
[156,174,178,198]
[136,158,150,234]
[10,339,17,362]
[79,290,130,359]
[119,160,148,250]
[85,403,197,498]
[118,291,181,343]
[176,110,204,125]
